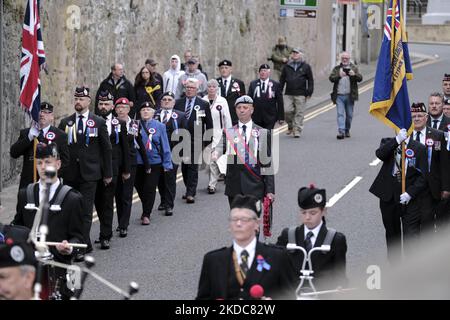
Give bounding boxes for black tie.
[240,250,249,277]
[38,129,45,142]
[77,115,84,142]
[185,98,193,119]
[162,110,169,124]
[223,79,228,95]
[242,124,249,163]
[261,81,265,93]
[305,231,314,252]
[433,120,439,129]
[415,131,421,142]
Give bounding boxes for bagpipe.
[28,166,139,300]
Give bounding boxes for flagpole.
[401,141,406,194]
[0,0,3,193]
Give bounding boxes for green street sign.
[280,0,317,6]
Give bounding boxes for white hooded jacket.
[163,55,185,94]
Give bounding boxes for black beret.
[36,142,59,159]
[298,185,326,209]
[161,91,175,99]
[74,86,90,98]
[40,102,54,112]
[218,59,232,67]
[230,194,262,217]
[0,223,30,244]
[411,102,427,113]
[0,241,37,268]
[443,73,450,81]
[259,64,271,72]
[98,91,114,102]
[140,101,155,110]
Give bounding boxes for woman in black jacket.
[134,66,163,118]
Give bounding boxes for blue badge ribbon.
[256,255,271,272]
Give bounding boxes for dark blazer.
[216,77,246,125]
[248,78,284,129]
[276,224,347,291]
[154,109,187,151]
[426,114,450,132]
[12,182,84,264]
[174,97,213,156]
[369,137,428,202]
[10,126,70,189]
[58,112,113,182]
[196,242,296,300]
[218,124,275,198]
[422,127,450,199]
[107,118,131,177]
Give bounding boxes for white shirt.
[239,120,253,143]
[160,109,173,123]
[233,237,256,269]
[304,221,323,248]
[38,179,60,204]
[413,127,427,145]
[105,114,113,136]
[76,110,89,133]
[222,76,232,95]
[260,79,269,93]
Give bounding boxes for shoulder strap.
[322,228,336,249]
[26,183,36,205]
[52,185,72,206]
[288,227,296,244]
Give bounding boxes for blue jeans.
[336,94,354,134]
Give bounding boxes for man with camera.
[329,52,363,140]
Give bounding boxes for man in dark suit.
[426,92,450,132]
[10,102,69,189]
[410,102,450,231]
[174,79,213,203]
[248,64,284,129]
[12,143,84,299]
[276,185,347,293]
[93,93,131,249]
[156,91,186,215]
[213,95,275,208]
[369,125,428,263]
[216,60,246,125]
[58,86,113,261]
[196,194,296,300]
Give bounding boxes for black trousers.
[94,176,117,240]
[181,162,198,197]
[65,179,97,250]
[134,164,161,217]
[115,165,137,230]
[158,163,179,209]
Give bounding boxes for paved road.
[47,44,450,299]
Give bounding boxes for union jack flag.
[20,0,46,123]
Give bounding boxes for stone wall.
[407,24,450,43]
[1,0,333,187]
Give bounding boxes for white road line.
[326,176,363,208]
[369,158,382,166]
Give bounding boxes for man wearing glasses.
[196,194,295,300]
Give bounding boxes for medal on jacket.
[172,112,179,134]
[86,119,96,146]
[111,118,120,144]
[45,131,55,144]
[251,129,260,159]
[426,138,434,172]
[66,120,76,144]
[268,81,274,99]
[216,105,223,129]
[147,127,156,150]
[194,105,204,125]
[405,148,415,167]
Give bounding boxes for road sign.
[294,9,317,18]
[280,0,317,7]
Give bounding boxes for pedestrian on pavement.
[216,59,246,126]
[93,94,131,250]
[280,48,314,138]
[176,57,208,99]
[443,73,450,101]
[248,63,285,129]
[276,185,347,292]
[162,55,185,94]
[196,194,296,300]
[0,241,37,300]
[95,63,136,116]
[212,95,274,208]
[10,102,70,189]
[155,91,186,216]
[426,92,450,132]
[135,65,163,115]
[58,86,113,262]
[145,59,164,86]
[135,102,172,225]
[180,49,206,78]
[202,79,232,194]
[329,52,363,139]
[174,78,213,204]
[270,36,292,81]
[369,122,428,263]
